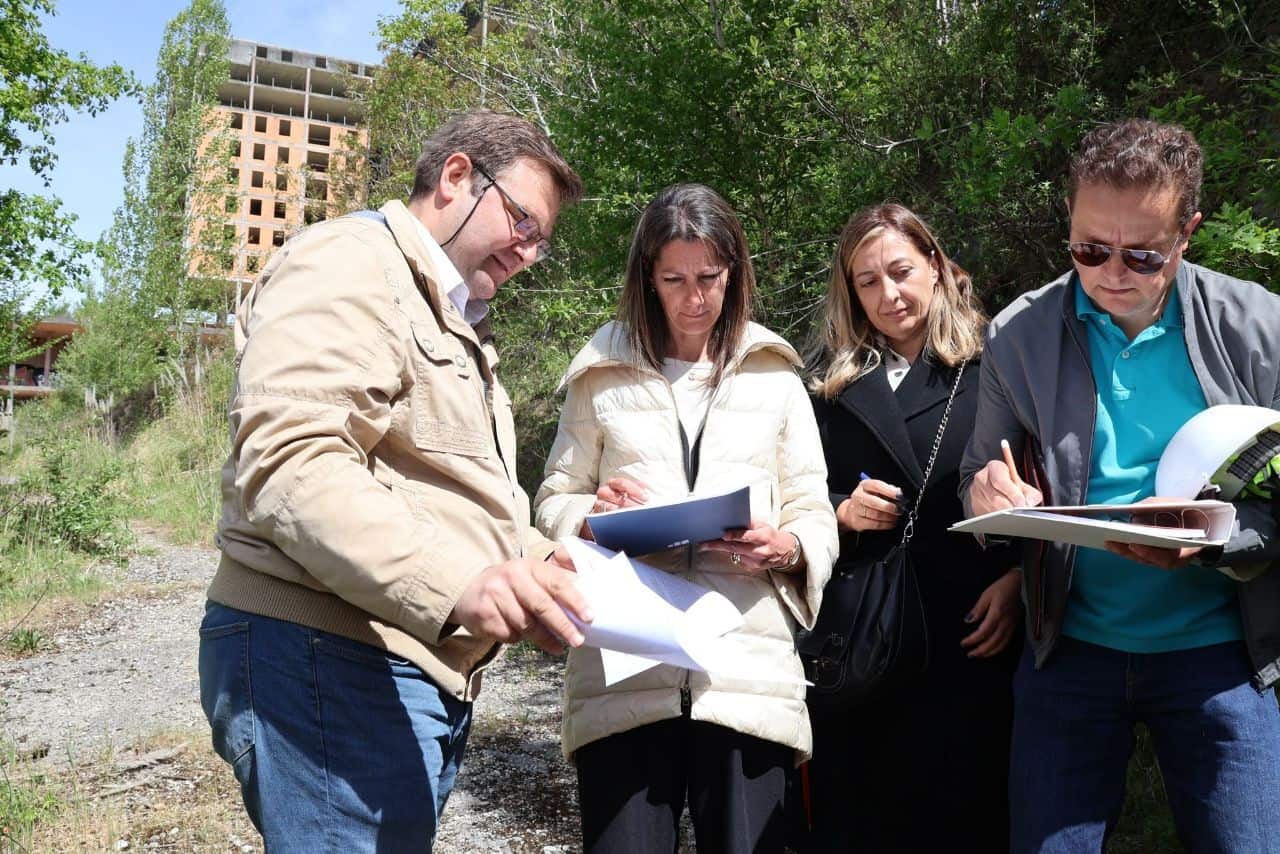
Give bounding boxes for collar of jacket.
[834,355,962,490]
[1046,261,1205,505]
[556,320,802,391]
[375,199,500,370]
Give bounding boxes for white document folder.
[950,500,1236,551]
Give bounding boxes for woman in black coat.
[801,204,1021,853]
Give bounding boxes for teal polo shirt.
[1062,276,1241,652]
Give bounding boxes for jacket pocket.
[409,321,491,458]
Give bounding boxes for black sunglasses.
[1066,233,1184,276]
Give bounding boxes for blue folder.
[585,486,752,556]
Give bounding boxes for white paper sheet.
[559,537,807,687]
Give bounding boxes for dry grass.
[3,731,259,853]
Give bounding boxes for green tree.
[61,0,232,399]
[356,0,1280,489]
[0,0,134,361]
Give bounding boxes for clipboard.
[949,500,1235,551]
[585,485,751,556]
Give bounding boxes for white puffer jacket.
[535,321,838,763]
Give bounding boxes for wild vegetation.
[361,0,1280,488]
[0,0,233,629]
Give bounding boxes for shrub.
[10,441,132,564]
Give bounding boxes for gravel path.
[0,534,583,852]
[0,539,214,762]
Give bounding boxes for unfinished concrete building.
[203,38,373,297]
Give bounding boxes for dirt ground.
[0,532,585,852]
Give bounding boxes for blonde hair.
[807,204,987,399]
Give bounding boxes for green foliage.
[1111,726,1180,853]
[0,751,60,851]
[0,0,134,377]
[357,0,1280,489]
[1193,202,1280,286]
[5,627,43,655]
[55,288,171,400]
[0,0,136,280]
[0,0,135,177]
[63,0,233,402]
[0,190,92,307]
[123,347,232,544]
[12,442,132,562]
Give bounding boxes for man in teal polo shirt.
[962,119,1280,853]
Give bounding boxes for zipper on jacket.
[1055,308,1098,646]
[680,677,692,716]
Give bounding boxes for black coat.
[804,355,1019,854]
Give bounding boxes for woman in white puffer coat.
[534,183,837,854]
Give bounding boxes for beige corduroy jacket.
[209,200,556,701]
[534,321,838,763]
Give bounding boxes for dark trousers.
[802,653,1015,853]
[576,716,791,854]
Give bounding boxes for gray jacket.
[960,261,1280,689]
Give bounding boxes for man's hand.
[449,556,593,654]
[968,456,1043,516]
[1103,541,1203,569]
[1103,496,1205,570]
[578,477,649,540]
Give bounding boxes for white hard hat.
[1155,405,1280,500]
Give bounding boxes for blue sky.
[2,0,401,296]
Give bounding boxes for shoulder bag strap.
[899,359,967,547]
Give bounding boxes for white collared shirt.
[661,357,714,440]
[884,347,911,391]
[410,216,490,326]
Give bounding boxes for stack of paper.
[560,536,806,687]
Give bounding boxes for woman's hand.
[960,569,1022,658]
[699,520,802,573]
[836,478,903,532]
[577,477,649,540]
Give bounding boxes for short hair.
[410,109,583,205]
[807,203,987,399]
[1068,118,1203,226]
[617,184,755,386]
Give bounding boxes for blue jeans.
[198,602,472,852]
[1010,637,1280,854]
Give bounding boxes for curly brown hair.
[1068,119,1203,226]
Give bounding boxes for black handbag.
[798,360,967,714]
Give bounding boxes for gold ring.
[730,552,742,566]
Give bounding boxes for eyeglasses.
[473,163,551,263]
[1066,233,1184,276]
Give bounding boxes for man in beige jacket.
[198,110,589,850]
